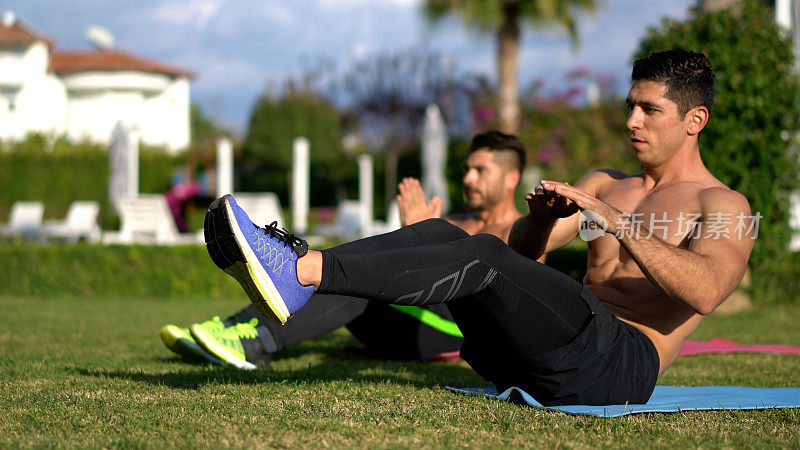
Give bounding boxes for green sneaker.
[160,317,225,365]
[190,317,271,370]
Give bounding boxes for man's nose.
[627,108,642,130]
[463,169,475,184]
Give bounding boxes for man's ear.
[686,106,709,136]
[505,169,520,191]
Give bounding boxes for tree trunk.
[497,1,521,134]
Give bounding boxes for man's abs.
[585,262,704,375]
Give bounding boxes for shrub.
[240,90,357,207]
[0,135,184,228]
[0,244,242,299]
[518,103,637,184]
[635,0,800,303]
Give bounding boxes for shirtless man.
[203,50,754,404]
[398,132,522,242]
[517,52,754,375]
[164,131,527,369]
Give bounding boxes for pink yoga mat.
[680,338,800,356]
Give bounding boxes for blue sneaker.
[204,194,315,325]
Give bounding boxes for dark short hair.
[632,49,715,117]
[469,130,527,173]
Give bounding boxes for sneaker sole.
[160,325,224,365]
[204,195,290,325]
[189,324,257,370]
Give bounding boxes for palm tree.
[424,0,600,134]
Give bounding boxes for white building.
[0,14,193,153]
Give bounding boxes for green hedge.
[0,136,183,228]
[0,244,242,299]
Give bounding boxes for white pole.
[292,137,310,234]
[358,154,373,237]
[776,0,792,30]
[216,137,233,197]
[127,126,139,198]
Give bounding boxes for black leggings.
[225,219,468,358]
[227,295,463,360]
[316,219,663,406]
[319,218,592,359]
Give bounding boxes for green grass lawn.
[1,295,799,448]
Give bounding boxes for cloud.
[149,0,230,30]
[317,0,420,9]
[4,0,695,131]
[186,53,269,90]
[253,2,297,28]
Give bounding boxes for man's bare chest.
[597,184,705,246]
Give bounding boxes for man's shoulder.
[581,168,634,183]
[576,168,635,193]
[698,185,751,215]
[594,168,633,179]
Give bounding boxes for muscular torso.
[583,174,729,374]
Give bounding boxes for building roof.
[0,20,54,48]
[50,49,195,79]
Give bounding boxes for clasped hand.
[528,180,623,235]
[397,178,443,226]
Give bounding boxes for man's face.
[626,80,690,166]
[462,149,507,211]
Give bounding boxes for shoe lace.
[200,316,224,333]
[227,318,259,340]
[251,222,308,274]
[262,221,308,257]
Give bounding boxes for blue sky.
[6,0,691,133]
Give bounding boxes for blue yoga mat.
[445,385,800,417]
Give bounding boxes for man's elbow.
[694,302,717,316]
[691,292,727,316]
[685,269,736,315]
[672,288,724,315]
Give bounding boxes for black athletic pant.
[226,295,368,353]
[225,219,468,358]
[320,218,593,357]
[227,299,462,360]
[313,219,658,405]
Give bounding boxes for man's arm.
[545,182,754,315]
[507,191,576,259]
[620,188,754,315]
[508,170,608,260]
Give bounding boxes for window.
[3,89,18,113]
